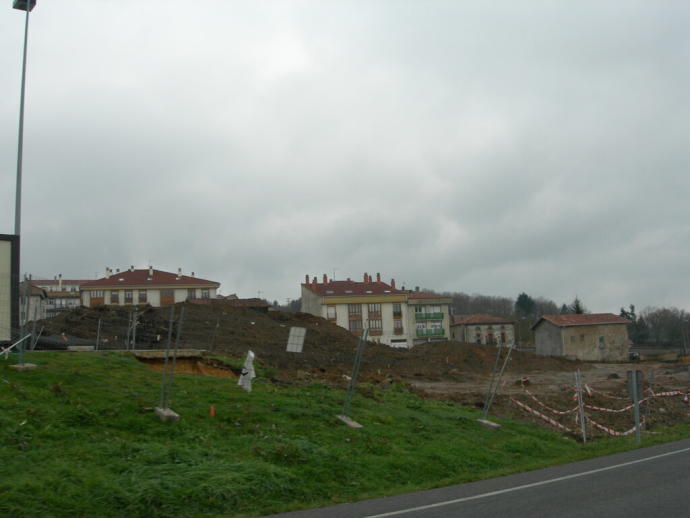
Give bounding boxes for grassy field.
[1,351,689,518]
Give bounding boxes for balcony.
[393,327,404,335]
[369,329,383,336]
[416,328,445,337]
[415,312,443,320]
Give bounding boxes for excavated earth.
[39,303,690,439]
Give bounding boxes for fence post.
[632,370,641,444]
[159,306,176,409]
[95,318,102,351]
[575,370,587,443]
[340,328,369,422]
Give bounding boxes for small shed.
[532,313,630,361]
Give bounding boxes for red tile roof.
[303,280,406,297]
[81,269,219,288]
[534,313,630,329]
[451,314,514,326]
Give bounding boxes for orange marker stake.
[210,405,216,417]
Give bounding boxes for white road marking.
[363,446,690,518]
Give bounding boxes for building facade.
[533,313,630,361]
[300,273,451,348]
[32,275,88,318]
[80,267,220,308]
[450,314,515,345]
[408,293,453,345]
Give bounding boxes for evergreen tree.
[569,297,587,314]
[515,293,536,317]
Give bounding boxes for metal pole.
[209,318,219,352]
[342,328,369,417]
[95,318,102,351]
[165,306,185,408]
[30,302,37,348]
[575,370,587,443]
[481,342,504,419]
[132,311,137,350]
[159,306,175,409]
[31,325,42,350]
[483,343,514,419]
[15,5,30,237]
[632,370,641,445]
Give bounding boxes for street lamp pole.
[13,0,37,237]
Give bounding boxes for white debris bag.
[238,350,256,392]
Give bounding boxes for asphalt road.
[264,437,690,518]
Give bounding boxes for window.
[416,322,426,330]
[187,288,197,300]
[349,319,363,331]
[430,321,442,330]
[369,319,382,330]
[394,320,403,329]
[429,305,440,313]
[368,303,381,314]
[124,290,133,304]
[415,306,423,314]
[326,305,336,319]
[393,303,402,317]
[201,289,210,299]
[581,334,585,342]
[348,304,362,316]
[110,291,119,304]
[92,290,104,298]
[138,290,147,303]
[571,335,576,343]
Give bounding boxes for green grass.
[1,352,689,518]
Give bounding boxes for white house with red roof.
[80,267,220,308]
[532,313,630,361]
[301,273,452,348]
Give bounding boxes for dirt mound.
[38,304,588,383]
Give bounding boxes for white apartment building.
[80,267,220,308]
[301,273,451,348]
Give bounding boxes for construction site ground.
[39,302,690,439]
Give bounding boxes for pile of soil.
[38,303,690,438]
[39,303,582,383]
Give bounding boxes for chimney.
[305,274,309,285]
[116,268,120,273]
[376,272,381,282]
[346,277,351,281]
[58,273,62,291]
[191,271,195,277]
[130,265,134,272]
[312,276,317,286]
[415,286,419,292]
[391,278,396,289]
[177,267,182,279]
[363,272,368,283]
[149,266,153,277]
[323,273,327,283]
[105,267,110,279]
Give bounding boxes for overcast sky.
[1,1,689,312]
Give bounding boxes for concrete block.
[67,346,95,352]
[9,363,37,371]
[477,418,501,429]
[155,407,180,422]
[336,414,363,428]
